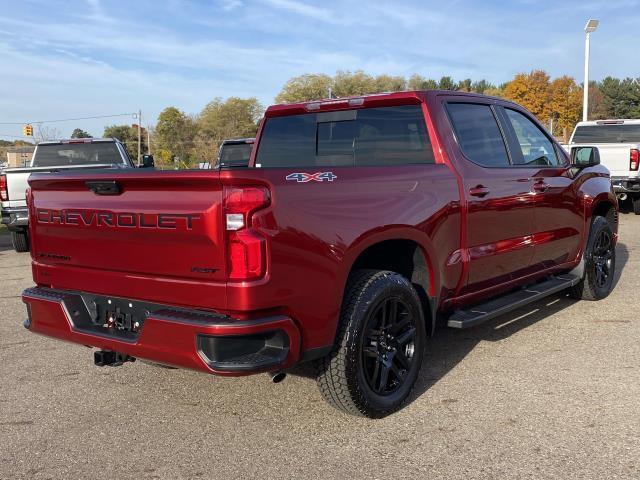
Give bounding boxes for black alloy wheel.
[361,297,417,396]
[315,270,425,418]
[591,229,613,289]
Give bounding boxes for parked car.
[0,138,150,252]
[567,119,640,214]
[22,91,617,417]
[215,138,255,169]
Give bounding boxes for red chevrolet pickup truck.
[23,91,617,417]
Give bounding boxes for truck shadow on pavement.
[289,241,630,411]
[0,233,15,252]
[0,230,13,252]
[409,240,629,407]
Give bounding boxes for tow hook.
[267,371,287,383]
[94,350,136,367]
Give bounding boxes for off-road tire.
[569,216,615,300]
[314,269,425,418]
[11,230,29,253]
[632,195,640,215]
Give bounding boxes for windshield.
[218,143,253,168]
[33,143,126,167]
[572,124,640,144]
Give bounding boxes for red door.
[499,107,583,271]
[443,101,537,297]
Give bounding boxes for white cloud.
[262,0,334,22]
[1,0,639,139]
[221,0,243,10]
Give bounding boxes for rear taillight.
[224,186,270,280]
[0,174,7,201]
[630,149,639,171]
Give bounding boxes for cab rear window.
[218,143,253,168]
[33,143,125,167]
[255,105,434,167]
[572,124,640,143]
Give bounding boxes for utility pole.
[583,19,599,121]
[137,109,142,165]
[146,125,151,155]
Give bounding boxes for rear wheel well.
[592,201,617,229]
[350,239,434,335]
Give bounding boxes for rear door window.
[445,103,510,167]
[255,105,434,168]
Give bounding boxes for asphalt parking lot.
[1,215,639,480]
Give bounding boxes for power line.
[0,113,137,125]
[0,133,33,139]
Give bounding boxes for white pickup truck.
[566,120,640,214]
[1,138,149,252]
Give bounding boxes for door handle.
[533,181,549,193]
[469,185,490,198]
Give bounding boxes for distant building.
[5,147,35,167]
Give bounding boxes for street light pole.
[583,19,599,121]
[137,109,142,165]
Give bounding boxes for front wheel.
[315,270,425,418]
[569,216,615,300]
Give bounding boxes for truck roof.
[574,119,640,127]
[220,138,255,145]
[38,138,121,145]
[266,90,514,117]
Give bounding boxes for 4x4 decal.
[285,172,337,183]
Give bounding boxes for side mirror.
[140,154,155,168]
[571,146,600,167]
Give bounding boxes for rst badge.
[285,172,337,183]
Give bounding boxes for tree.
[503,70,551,122]
[599,77,640,118]
[548,76,582,139]
[275,74,333,103]
[195,97,263,164]
[35,125,61,142]
[407,74,438,90]
[587,81,608,120]
[471,79,495,94]
[154,107,196,168]
[438,76,457,90]
[332,70,377,97]
[103,124,147,160]
[483,86,504,98]
[71,128,92,138]
[373,74,406,92]
[457,78,472,92]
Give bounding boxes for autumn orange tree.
[548,76,582,139]
[503,70,552,122]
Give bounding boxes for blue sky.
[0,0,638,140]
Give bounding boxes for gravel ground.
[0,215,638,480]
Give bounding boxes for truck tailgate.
[28,170,228,300]
[572,143,638,178]
[4,164,121,205]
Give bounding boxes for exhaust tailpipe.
[267,371,287,383]
[617,193,628,201]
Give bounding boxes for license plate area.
[66,294,154,341]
